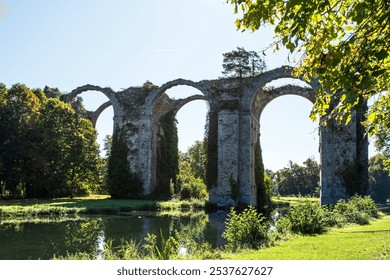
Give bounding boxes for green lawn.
[224,214,390,260]
[0,195,211,217]
[272,196,319,206]
[0,195,159,216]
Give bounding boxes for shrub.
[273,215,292,240]
[179,177,208,200]
[332,195,378,225]
[321,205,347,227]
[349,195,379,218]
[286,200,326,235]
[222,206,270,252]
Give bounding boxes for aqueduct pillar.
[319,109,369,204]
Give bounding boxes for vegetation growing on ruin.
[156,112,179,198]
[106,129,143,199]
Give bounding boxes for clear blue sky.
[0,0,375,171]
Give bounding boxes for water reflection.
[0,207,288,260]
[0,211,227,260]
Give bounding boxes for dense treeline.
[0,83,100,198]
[269,155,390,203]
[269,158,320,197]
[369,153,390,203]
[175,140,208,200]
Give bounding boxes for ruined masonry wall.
[66,66,368,206]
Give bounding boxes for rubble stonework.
[65,66,368,206]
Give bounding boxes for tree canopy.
[0,83,100,198]
[269,157,320,197]
[227,0,389,166]
[222,47,266,78]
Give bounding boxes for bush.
[222,206,270,252]
[349,195,379,218]
[178,177,208,200]
[285,200,326,235]
[331,195,378,225]
[273,215,293,240]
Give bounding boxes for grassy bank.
[56,212,390,260]
[272,196,319,206]
[0,195,159,217]
[157,198,206,210]
[0,194,306,218]
[224,214,390,260]
[0,195,209,217]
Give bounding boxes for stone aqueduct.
[65,66,368,206]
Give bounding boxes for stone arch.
[242,66,317,113]
[155,79,209,99]
[65,84,116,103]
[258,93,320,174]
[254,85,316,120]
[145,79,210,115]
[91,101,112,127]
[65,85,123,123]
[145,82,210,196]
[171,94,208,115]
[206,68,321,207]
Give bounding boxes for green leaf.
[375,50,389,60]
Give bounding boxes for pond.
[0,211,228,260]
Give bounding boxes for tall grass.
[0,205,85,217]
[157,198,206,210]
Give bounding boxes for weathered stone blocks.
[65,66,368,207]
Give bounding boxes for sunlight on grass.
[0,195,158,216]
[272,196,319,206]
[225,215,390,260]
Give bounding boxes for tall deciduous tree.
[227,0,390,166]
[222,47,266,78]
[0,84,40,198]
[272,158,320,197]
[186,139,207,183]
[0,84,100,198]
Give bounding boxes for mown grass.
[272,196,319,206]
[224,214,390,260]
[0,195,159,217]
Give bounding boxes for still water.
[0,211,228,260]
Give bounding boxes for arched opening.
[258,78,319,198]
[67,90,114,157]
[164,86,209,152]
[95,105,114,157]
[260,95,319,171]
[153,85,209,199]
